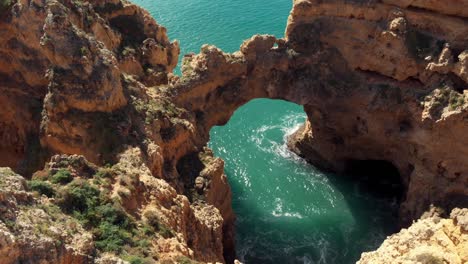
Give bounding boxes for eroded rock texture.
[358,207,468,264]
[0,0,467,263]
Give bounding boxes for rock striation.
[0,0,466,263]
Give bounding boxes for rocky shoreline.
[0,0,467,263]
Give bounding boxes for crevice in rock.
[405,29,445,61]
[435,192,468,216]
[343,159,405,202]
[406,6,468,23]
[176,152,205,194]
[447,73,466,94]
[109,15,145,48]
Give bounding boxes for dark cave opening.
[343,159,405,203]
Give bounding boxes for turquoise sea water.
[209,100,398,263]
[132,0,291,73]
[130,0,398,263]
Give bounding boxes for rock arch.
[170,0,468,226]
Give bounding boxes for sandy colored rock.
[0,0,466,263]
[0,168,94,264]
[358,208,468,264]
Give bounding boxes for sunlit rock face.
[0,0,466,263]
[358,207,468,264]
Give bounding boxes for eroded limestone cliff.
[0,0,467,263]
[358,207,468,264]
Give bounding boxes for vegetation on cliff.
[0,0,466,262]
[0,155,181,264]
[0,0,11,13]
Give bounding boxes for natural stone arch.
[0,0,466,263]
[170,0,468,226]
[0,0,464,227]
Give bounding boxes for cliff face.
[358,207,468,264]
[0,0,467,263]
[285,0,468,225]
[0,0,231,263]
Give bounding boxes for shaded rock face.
[0,0,467,263]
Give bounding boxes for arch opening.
[208,98,403,264]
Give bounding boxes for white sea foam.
[271,198,304,219]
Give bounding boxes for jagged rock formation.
[0,167,94,263]
[0,0,231,263]
[0,0,467,263]
[358,207,468,264]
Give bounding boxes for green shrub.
[449,94,465,110]
[51,169,73,184]
[55,180,137,254]
[175,256,199,264]
[144,210,174,239]
[95,167,115,179]
[28,180,55,197]
[0,0,11,13]
[122,255,147,264]
[57,181,100,214]
[38,173,154,258]
[158,223,174,239]
[94,221,132,252]
[92,203,131,227]
[80,47,89,57]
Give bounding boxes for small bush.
[122,255,148,264]
[0,0,11,13]
[28,180,55,197]
[449,94,465,110]
[94,221,132,252]
[57,181,100,214]
[158,224,174,239]
[55,180,137,254]
[175,256,199,264]
[92,203,131,227]
[416,253,444,264]
[95,167,115,179]
[51,169,73,184]
[144,210,174,239]
[80,47,89,57]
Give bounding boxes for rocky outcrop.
[0,0,179,173]
[358,207,468,264]
[0,0,230,262]
[0,167,94,263]
[0,0,467,263]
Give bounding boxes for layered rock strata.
[0,0,466,263]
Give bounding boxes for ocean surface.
[130,0,398,263]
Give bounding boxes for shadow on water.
[227,165,401,264]
[209,99,401,264]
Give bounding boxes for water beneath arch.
[209,99,398,263]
